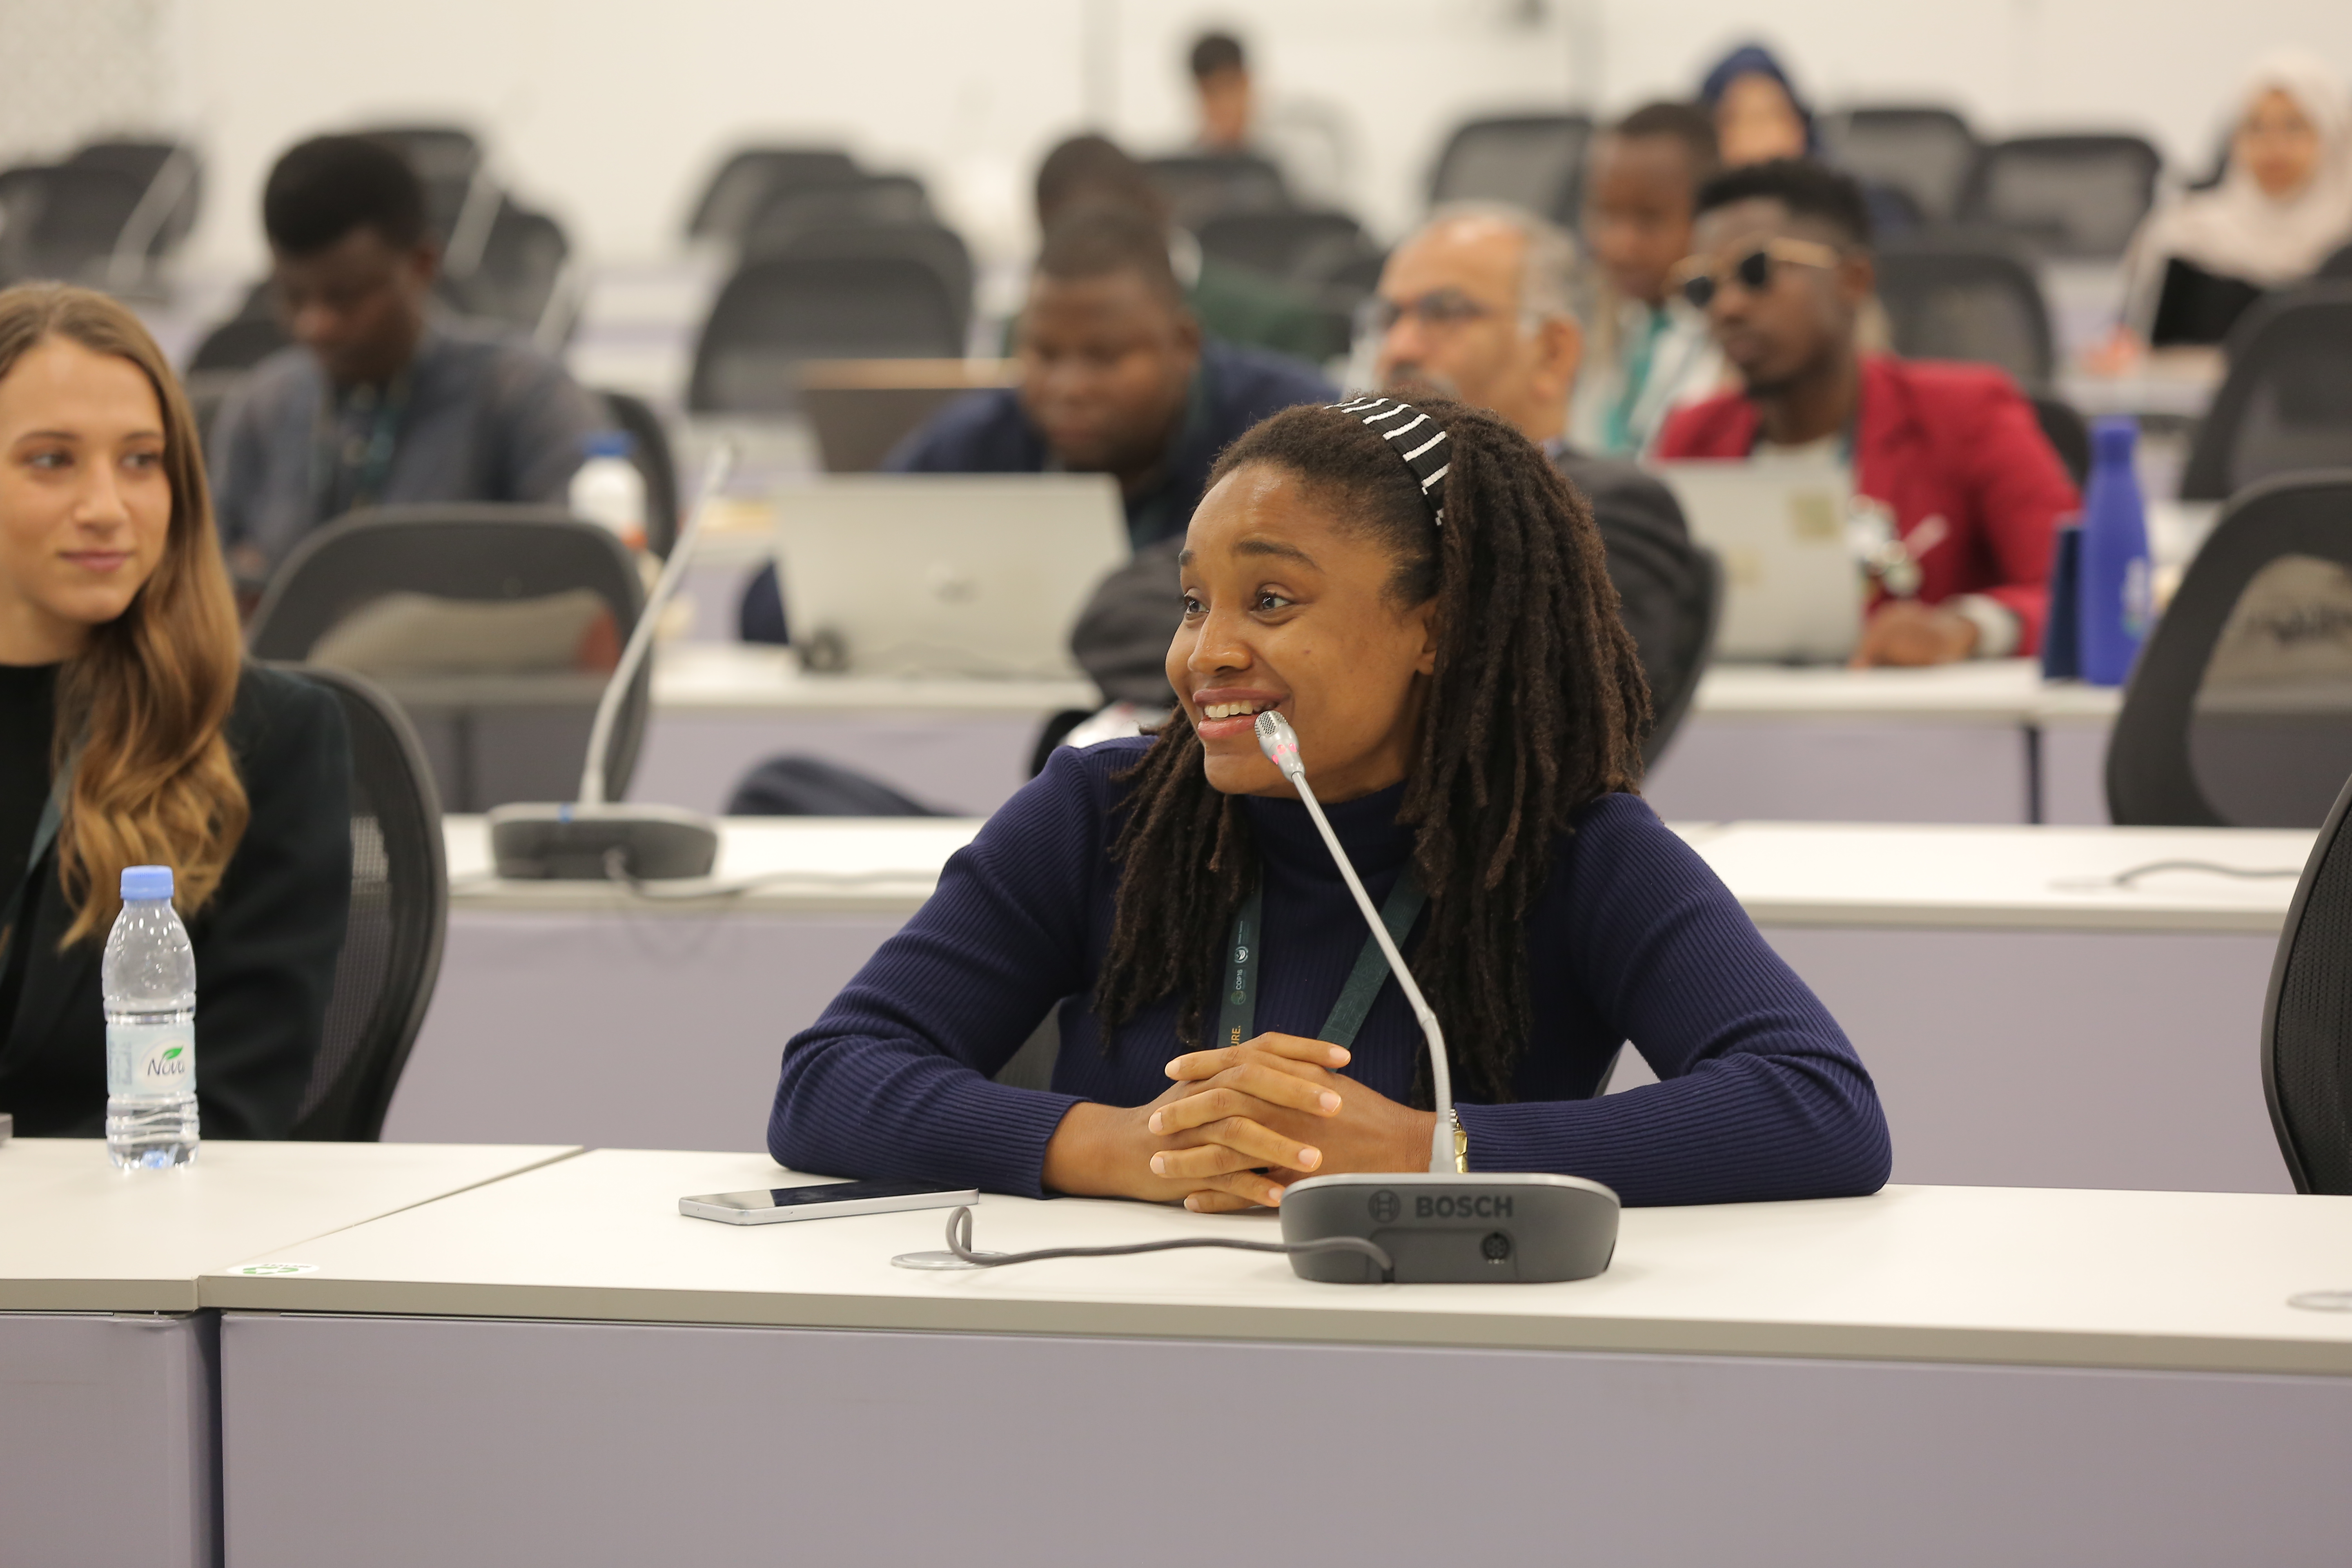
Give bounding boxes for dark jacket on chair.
[0,666,353,1138]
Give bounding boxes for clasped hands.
[1039,1033,1437,1213]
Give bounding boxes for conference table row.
[9,1136,2352,1566]
[393,810,2312,1201]
[635,642,2129,825]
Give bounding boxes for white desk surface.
[446,814,2307,933]
[1689,821,2312,933]
[201,1148,2352,1378]
[652,640,1097,714]
[0,1139,577,1312]
[1693,658,2123,724]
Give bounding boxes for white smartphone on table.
[679,1179,979,1225]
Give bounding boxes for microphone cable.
[932,1205,1395,1282]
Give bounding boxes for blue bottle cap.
[581,429,635,460]
[2091,416,2137,464]
[120,865,174,900]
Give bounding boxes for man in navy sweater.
[739,205,1332,643]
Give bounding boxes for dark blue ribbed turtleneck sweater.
[768,738,1889,1205]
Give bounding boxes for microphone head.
[1254,710,1303,778]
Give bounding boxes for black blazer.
[0,665,351,1138]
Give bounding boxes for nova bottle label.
[107,1022,195,1098]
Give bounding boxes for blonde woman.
[0,284,350,1137]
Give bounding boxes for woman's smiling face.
[1167,461,1438,802]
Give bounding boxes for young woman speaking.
[770,394,1887,1209]
[0,285,350,1138]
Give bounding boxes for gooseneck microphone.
[486,444,737,881]
[1253,710,1620,1284]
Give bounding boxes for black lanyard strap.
[0,755,74,955]
[1214,875,1428,1051]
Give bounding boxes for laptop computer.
[1650,457,1865,664]
[772,474,1128,679]
[798,359,1015,472]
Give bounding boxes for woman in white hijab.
[2092,49,2352,368]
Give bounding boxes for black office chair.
[2031,394,2092,489]
[598,389,682,559]
[1144,153,1293,227]
[186,279,291,375]
[687,257,967,414]
[686,146,863,243]
[744,219,974,327]
[2261,767,2352,1194]
[2105,472,2352,828]
[1958,134,2163,259]
[440,198,573,341]
[1194,208,1374,286]
[0,162,152,285]
[2180,287,2352,501]
[272,663,448,1143]
[1873,234,2056,389]
[1820,106,1980,225]
[744,173,934,238]
[1425,114,1593,227]
[246,508,649,813]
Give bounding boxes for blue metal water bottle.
[2077,417,2152,687]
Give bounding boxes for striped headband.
[1329,395,1450,527]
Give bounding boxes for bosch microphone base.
[487,802,720,881]
[1280,1172,1619,1283]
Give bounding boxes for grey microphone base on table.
[1279,1172,1619,1283]
[486,802,719,880]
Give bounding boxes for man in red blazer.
[1656,159,2079,665]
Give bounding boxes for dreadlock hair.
[1092,396,1650,1105]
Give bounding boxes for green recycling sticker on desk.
[227,1263,318,1277]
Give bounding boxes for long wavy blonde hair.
[0,284,249,944]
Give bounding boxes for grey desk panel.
[1644,715,2032,824]
[222,1312,2352,1568]
[1,1312,216,1568]
[2039,720,2116,826]
[1610,926,2289,1193]
[382,909,905,1150]
[630,707,1049,817]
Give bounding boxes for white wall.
[8,0,2352,275]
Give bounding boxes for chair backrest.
[1645,542,1723,771]
[186,278,290,376]
[2106,472,2352,828]
[687,257,967,414]
[1873,236,2055,388]
[686,147,862,241]
[745,173,934,239]
[2180,287,2352,501]
[7,164,150,281]
[272,663,448,1143]
[441,199,571,339]
[245,508,649,812]
[746,219,974,327]
[597,389,682,558]
[1821,106,1980,224]
[1145,153,1293,228]
[1193,208,1371,284]
[2262,767,2352,1194]
[1958,134,2163,258]
[2030,394,2091,488]
[1426,114,1593,226]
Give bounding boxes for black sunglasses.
[1671,237,1841,310]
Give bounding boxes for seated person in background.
[1188,31,1254,153]
[208,135,603,595]
[1699,44,1916,236]
[1071,203,1707,712]
[1658,160,2078,667]
[1038,134,1341,368]
[770,395,1889,1209]
[0,284,351,1138]
[2094,51,2352,370]
[742,205,1332,643]
[1572,102,1729,458]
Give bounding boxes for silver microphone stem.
[576,442,737,806]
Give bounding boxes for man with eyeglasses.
[1366,204,1704,708]
[1658,159,2076,666]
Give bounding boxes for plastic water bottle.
[570,430,646,551]
[2078,416,2152,687]
[102,865,199,1169]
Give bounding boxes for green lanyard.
[1215,876,1428,1051]
[311,370,412,521]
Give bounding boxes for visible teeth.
[1203,701,1269,720]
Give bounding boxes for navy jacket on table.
[739,340,1335,644]
[769,738,1891,1206]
